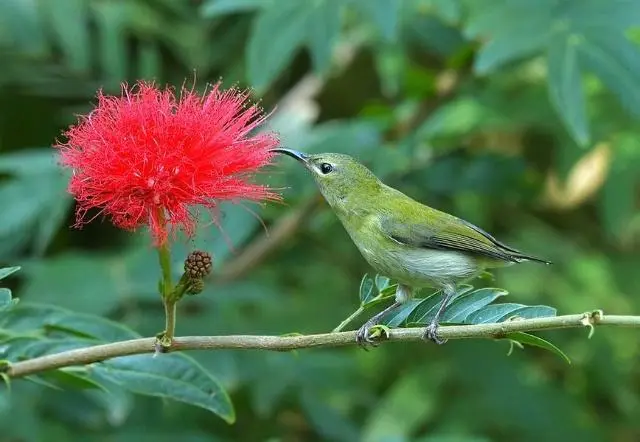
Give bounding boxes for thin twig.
[332,305,366,333]
[6,311,638,379]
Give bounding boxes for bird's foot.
[356,323,390,349]
[422,322,447,345]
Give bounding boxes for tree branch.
[5,312,639,379]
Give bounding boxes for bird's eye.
[320,163,333,174]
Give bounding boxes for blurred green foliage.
[1,0,640,441]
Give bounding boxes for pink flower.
[55,80,280,245]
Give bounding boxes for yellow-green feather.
[299,152,549,287]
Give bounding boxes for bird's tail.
[505,249,552,265]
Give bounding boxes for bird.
[272,148,550,346]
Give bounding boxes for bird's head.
[272,148,381,207]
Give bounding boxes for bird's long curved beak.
[271,148,309,165]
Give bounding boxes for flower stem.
[163,299,177,343]
[155,210,176,348]
[157,240,173,295]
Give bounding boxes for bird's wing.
[379,213,525,263]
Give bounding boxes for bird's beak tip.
[271,147,309,163]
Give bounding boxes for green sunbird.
[273,148,550,346]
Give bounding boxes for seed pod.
[186,279,205,295]
[184,250,213,279]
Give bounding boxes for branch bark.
[6,312,639,379]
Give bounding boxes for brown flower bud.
[184,250,213,279]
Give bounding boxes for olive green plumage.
[273,148,549,345]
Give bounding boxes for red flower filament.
[56,81,280,245]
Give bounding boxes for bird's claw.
[422,322,447,345]
[356,324,390,349]
[355,326,375,349]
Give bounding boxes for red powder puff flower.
[55,80,280,245]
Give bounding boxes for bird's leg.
[356,284,412,348]
[422,283,456,345]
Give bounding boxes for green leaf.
[20,254,126,315]
[463,0,554,74]
[378,283,398,299]
[405,285,474,325]
[247,2,310,90]
[464,0,640,146]
[246,1,345,89]
[416,97,496,141]
[35,368,106,391]
[0,149,59,175]
[306,0,342,73]
[21,335,94,355]
[405,291,444,325]
[383,299,422,327]
[547,32,589,146]
[45,312,140,342]
[353,0,401,41]
[0,303,139,345]
[84,429,218,442]
[41,0,90,72]
[22,373,63,391]
[0,180,45,249]
[0,0,48,54]
[417,435,491,442]
[374,275,391,292]
[359,274,376,305]
[571,0,640,30]
[464,303,523,324]
[578,31,640,118]
[361,367,441,442]
[599,134,640,238]
[92,2,128,85]
[424,0,462,23]
[0,267,20,281]
[175,202,267,266]
[502,305,557,321]
[0,304,66,334]
[404,15,466,58]
[474,28,549,75]
[442,288,509,323]
[0,149,71,257]
[0,289,12,310]
[300,389,360,442]
[401,286,557,328]
[307,121,382,157]
[4,337,95,361]
[201,0,271,17]
[136,40,161,79]
[466,303,556,324]
[95,354,234,423]
[374,43,405,97]
[506,332,571,364]
[250,357,291,416]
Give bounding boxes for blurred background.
[1,0,640,441]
